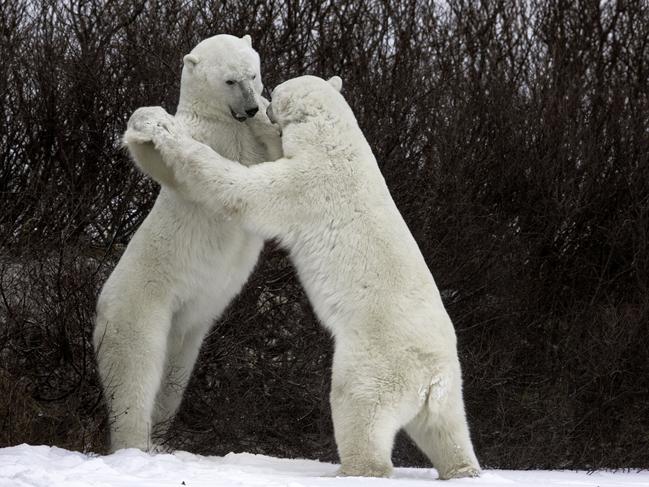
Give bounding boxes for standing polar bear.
[125,75,481,480]
[93,34,281,452]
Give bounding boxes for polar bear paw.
[123,106,192,188]
[337,462,393,478]
[438,464,481,480]
[125,106,179,146]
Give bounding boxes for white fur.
[93,34,281,453]
[126,75,481,479]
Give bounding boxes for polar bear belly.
[161,115,266,325]
[165,194,263,322]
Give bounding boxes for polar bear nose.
[245,106,259,117]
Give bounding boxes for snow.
[0,444,647,487]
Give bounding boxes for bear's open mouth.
[230,108,247,122]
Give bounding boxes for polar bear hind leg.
[330,384,401,477]
[151,320,211,435]
[94,299,172,452]
[330,357,427,478]
[404,375,481,480]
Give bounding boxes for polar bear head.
[266,75,349,129]
[179,34,263,121]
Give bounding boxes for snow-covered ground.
[1,444,647,487]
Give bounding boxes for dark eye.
[252,74,257,80]
[226,80,235,85]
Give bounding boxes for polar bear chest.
[135,111,268,312]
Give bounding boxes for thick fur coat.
[93,34,281,452]
[125,75,480,479]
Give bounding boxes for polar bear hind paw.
[437,464,481,480]
[337,462,393,478]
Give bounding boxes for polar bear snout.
[230,108,248,122]
[228,78,261,122]
[230,105,259,122]
[230,103,259,122]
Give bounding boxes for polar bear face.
[180,34,263,121]
[267,75,345,128]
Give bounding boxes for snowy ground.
[1,444,647,487]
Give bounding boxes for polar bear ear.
[242,34,252,47]
[183,54,200,68]
[327,76,343,92]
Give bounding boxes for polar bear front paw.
[123,107,189,188]
[125,106,177,146]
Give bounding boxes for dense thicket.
[1,0,648,469]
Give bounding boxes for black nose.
[245,107,259,117]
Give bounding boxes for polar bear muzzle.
[228,79,259,122]
[229,105,258,122]
[230,108,247,122]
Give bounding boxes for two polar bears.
[95,34,480,479]
[124,73,480,477]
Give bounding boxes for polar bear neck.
[176,97,233,123]
[174,105,263,165]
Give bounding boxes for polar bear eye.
[226,80,235,85]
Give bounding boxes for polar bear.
[124,75,481,479]
[93,34,281,452]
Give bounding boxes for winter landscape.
[2,1,648,485]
